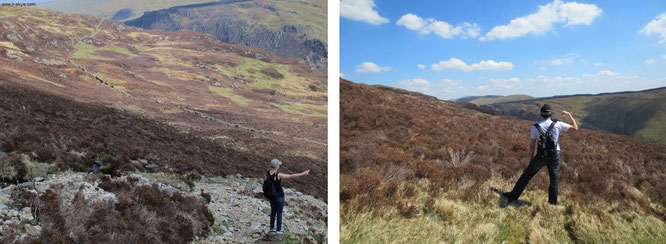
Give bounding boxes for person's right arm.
[278,170,310,180]
[561,111,578,130]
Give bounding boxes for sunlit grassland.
[74,41,133,60]
[230,0,327,42]
[341,177,666,244]
[213,58,291,89]
[271,102,326,117]
[209,86,252,106]
[0,41,20,50]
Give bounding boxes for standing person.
[503,104,578,205]
[266,159,310,235]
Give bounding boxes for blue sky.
[341,0,666,100]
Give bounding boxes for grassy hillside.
[0,7,326,197]
[483,87,666,144]
[341,79,666,243]
[39,0,220,21]
[124,0,327,68]
[456,94,534,105]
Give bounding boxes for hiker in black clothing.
[503,104,578,205]
[266,159,310,235]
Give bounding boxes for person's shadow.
[490,187,532,208]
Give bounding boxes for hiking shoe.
[502,192,515,202]
[276,230,284,235]
[269,228,276,233]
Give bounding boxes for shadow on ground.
[254,232,298,244]
[490,187,533,208]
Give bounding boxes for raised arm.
[561,111,578,130]
[278,170,310,180]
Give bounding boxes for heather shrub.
[3,177,213,243]
[341,79,666,227]
[0,82,325,198]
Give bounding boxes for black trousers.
[507,152,561,205]
[269,196,284,230]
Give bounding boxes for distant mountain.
[124,0,327,69]
[483,87,666,144]
[455,94,533,105]
[340,78,666,243]
[38,0,218,21]
[39,0,327,69]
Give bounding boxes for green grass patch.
[271,102,326,117]
[74,41,132,60]
[214,58,292,90]
[209,86,252,106]
[134,45,151,52]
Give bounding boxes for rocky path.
[193,176,327,243]
[0,172,327,243]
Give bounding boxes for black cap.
[540,104,552,116]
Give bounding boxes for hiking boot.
[502,192,516,202]
[276,230,284,235]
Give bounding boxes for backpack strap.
[534,123,545,136]
[545,120,558,136]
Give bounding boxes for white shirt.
[530,119,571,151]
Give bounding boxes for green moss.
[209,86,252,106]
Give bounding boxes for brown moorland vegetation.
[1,175,213,243]
[340,79,666,243]
[0,81,325,198]
[0,6,326,197]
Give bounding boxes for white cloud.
[593,62,603,66]
[340,0,389,25]
[397,78,431,92]
[532,70,625,89]
[640,13,666,43]
[645,59,657,64]
[481,0,602,41]
[396,13,480,39]
[477,85,492,91]
[490,77,522,89]
[441,78,459,86]
[550,57,574,66]
[356,62,391,73]
[431,58,513,72]
[663,55,666,60]
[340,73,346,78]
[417,64,426,70]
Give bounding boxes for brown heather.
[340,79,666,243]
[2,176,213,243]
[0,82,324,198]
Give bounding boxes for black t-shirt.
[269,171,284,197]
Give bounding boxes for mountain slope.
[455,94,534,105]
[0,7,326,197]
[482,87,666,144]
[124,0,327,69]
[341,79,666,243]
[39,0,220,21]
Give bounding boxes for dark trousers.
[507,152,561,205]
[269,196,284,230]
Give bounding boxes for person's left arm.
[561,111,578,130]
[278,170,310,180]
